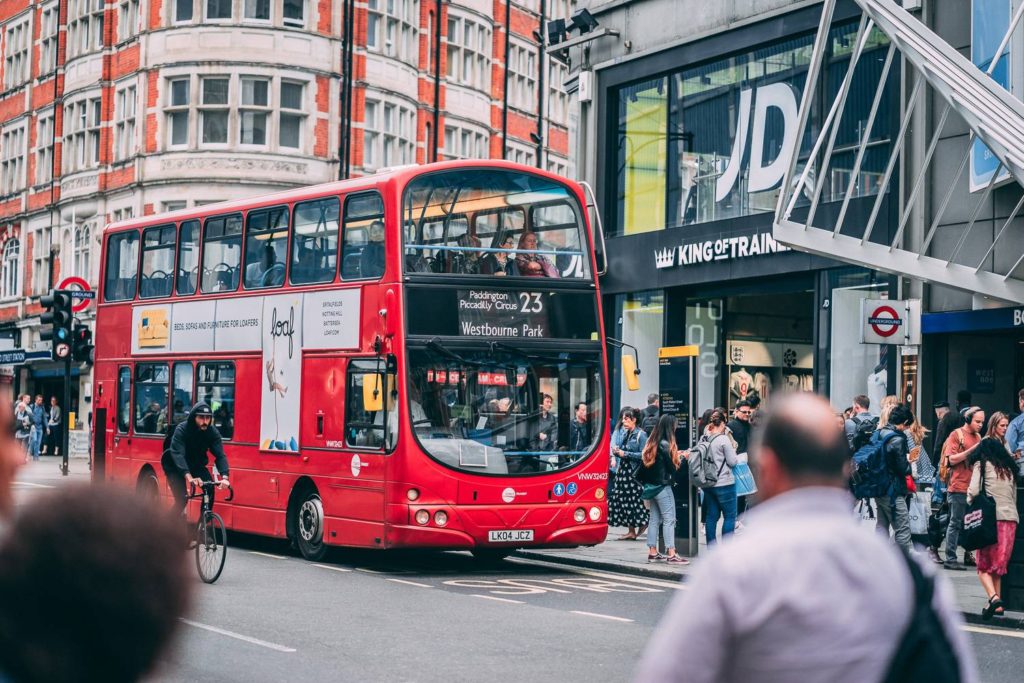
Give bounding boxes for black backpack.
[882,549,961,683]
[640,409,659,435]
[851,414,879,451]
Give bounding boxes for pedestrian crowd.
[11,393,63,462]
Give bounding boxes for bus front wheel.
[294,490,328,561]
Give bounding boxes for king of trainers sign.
[654,231,790,270]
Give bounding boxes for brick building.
[0,0,576,418]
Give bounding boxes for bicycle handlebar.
[188,479,234,502]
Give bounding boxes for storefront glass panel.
[615,78,669,236]
[616,290,664,412]
[828,270,890,413]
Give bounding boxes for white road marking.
[12,481,54,489]
[507,557,687,590]
[963,624,1024,639]
[313,564,352,573]
[248,551,287,560]
[470,594,524,604]
[180,619,297,652]
[571,610,634,623]
[387,578,433,588]
[355,567,385,574]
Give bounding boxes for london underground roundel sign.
[868,305,902,338]
[57,276,92,313]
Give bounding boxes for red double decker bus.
[94,161,609,560]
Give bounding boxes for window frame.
[139,224,177,299]
[172,361,195,430]
[176,219,201,295]
[445,11,491,91]
[242,204,290,290]
[0,122,27,196]
[39,3,59,75]
[289,195,340,285]
[199,76,230,147]
[35,110,54,185]
[239,76,271,147]
[103,230,141,302]
[196,361,236,441]
[117,366,132,434]
[114,83,138,162]
[117,0,140,42]
[1,238,21,300]
[344,358,396,453]
[341,191,386,281]
[200,213,243,294]
[366,0,419,63]
[3,15,30,90]
[134,362,171,436]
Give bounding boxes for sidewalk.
[516,525,1024,629]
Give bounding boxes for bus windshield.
[403,168,591,280]
[407,346,602,475]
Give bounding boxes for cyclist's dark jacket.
[161,403,230,477]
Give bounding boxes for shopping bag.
[733,461,758,497]
[908,492,930,536]
[961,462,998,552]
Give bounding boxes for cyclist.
[161,403,231,513]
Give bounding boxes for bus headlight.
[415,510,430,525]
[407,488,420,501]
[594,488,605,500]
[589,507,601,522]
[574,508,586,523]
[433,510,448,527]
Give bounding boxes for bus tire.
[471,548,511,564]
[136,468,160,500]
[294,489,328,562]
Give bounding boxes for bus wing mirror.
[622,353,641,392]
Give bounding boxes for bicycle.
[186,479,234,584]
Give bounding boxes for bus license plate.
[488,529,534,543]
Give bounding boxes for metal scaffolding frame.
[774,0,1024,303]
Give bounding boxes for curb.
[515,549,1024,630]
[514,549,689,582]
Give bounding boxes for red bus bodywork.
[94,161,609,558]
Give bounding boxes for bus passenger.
[531,394,558,452]
[481,234,515,276]
[359,221,385,279]
[515,232,559,278]
[454,234,483,274]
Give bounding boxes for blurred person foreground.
[0,484,193,683]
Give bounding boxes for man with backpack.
[640,394,660,435]
[940,407,985,571]
[845,394,876,450]
[872,405,914,552]
[635,393,976,683]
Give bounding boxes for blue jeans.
[646,486,676,551]
[30,426,43,458]
[705,483,737,545]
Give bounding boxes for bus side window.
[172,362,194,428]
[117,366,132,433]
[104,231,140,302]
[201,214,243,293]
[197,361,235,440]
[134,363,169,435]
[176,220,200,295]
[290,197,340,285]
[243,206,289,289]
[341,192,385,280]
[139,224,176,299]
[345,360,391,450]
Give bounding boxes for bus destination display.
[457,290,549,338]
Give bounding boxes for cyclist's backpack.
[851,430,899,499]
[687,434,726,489]
[851,414,880,451]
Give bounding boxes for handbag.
[961,461,998,552]
[733,461,758,497]
[908,492,930,537]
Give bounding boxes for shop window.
[345,359,392,450]
[201,214,242,293]
[140,225,176,299]
[615,78,668,236]
[243,206,289,289]
[117,366,132,433]
[197,362,235,440]
[172,362,194,428]
[828,270,890,413]
[134,363,169,435]
[104,231,140,302]
[176,220,200,295]
[616,291,663,413]
[290,197,339,284]
[341,192,385,280]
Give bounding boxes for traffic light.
[72,320,93,364]
[40,289,73,362]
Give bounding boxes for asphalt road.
[11,459,1024,683]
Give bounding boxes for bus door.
[108,366,134,484]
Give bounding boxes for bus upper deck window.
[176,220,200,295]
[290,197,339,285]
[342,192,385,280]
[201,214,243,293]
[103,231,140,302]
[139,225,176,299]
[244,206,289,290]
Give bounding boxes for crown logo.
[655,247,676,269]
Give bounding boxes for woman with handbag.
[608,407,649,540]
[969,421,1020,620]
[638,414,688,564]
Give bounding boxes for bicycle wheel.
[195,511,227,584]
